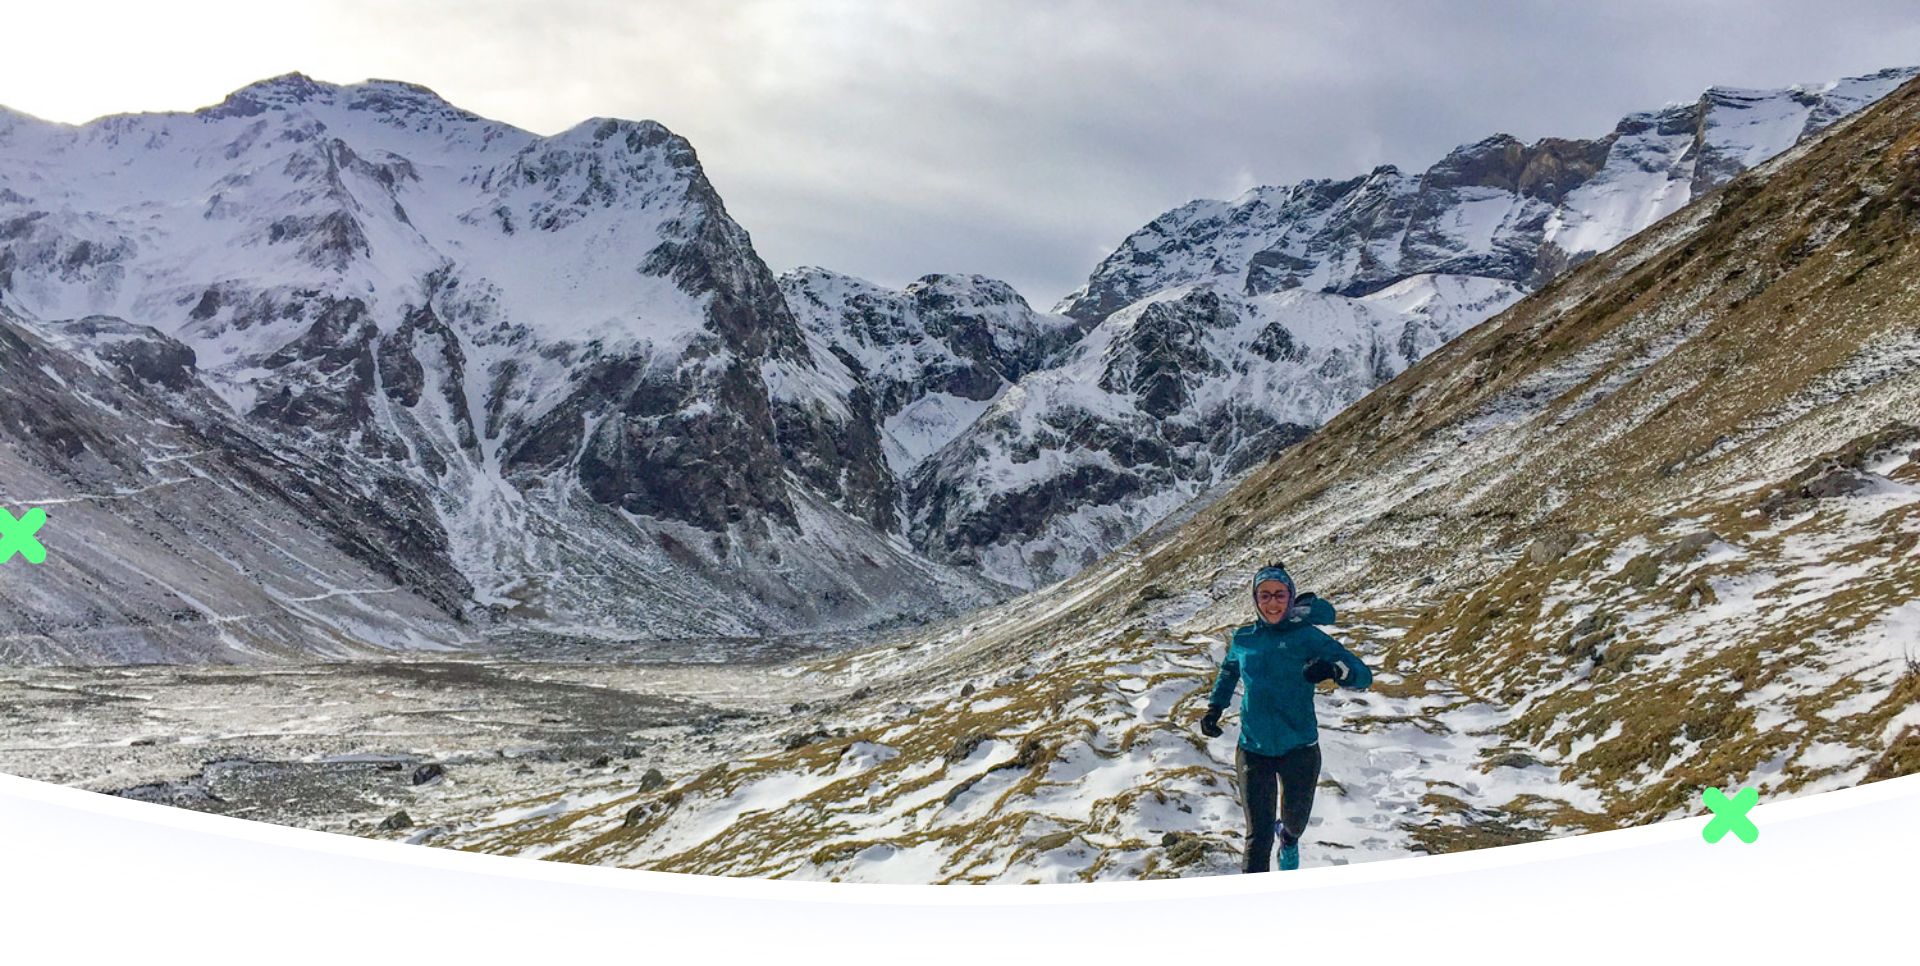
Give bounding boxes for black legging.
[1234,742,1322,873]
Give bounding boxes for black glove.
[1303,659,1342,685]
[1199,707,1224,738]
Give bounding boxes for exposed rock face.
[489,124,821,537]
[903,276,1524,586]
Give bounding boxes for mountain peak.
[202,72,468,122]
[222,71,329,106]
[361,77,447,98]
[1454,132,1523,154]
[906,272,1032,310]
[1061,63,1918,325]
[548,116,687,154]
[246,70,324,91]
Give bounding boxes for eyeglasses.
[1256,591,1291,603]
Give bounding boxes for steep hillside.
[911,67,1919,589]
[449,71,1920,881]
[0,302,467,662]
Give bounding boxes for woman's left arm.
[1312,628,1373,690]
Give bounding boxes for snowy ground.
[0,646,825,841]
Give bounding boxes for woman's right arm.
[1207,642,1242,711]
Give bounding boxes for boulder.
[944,731,993,764]
[1660,530,1722,563]
[1527,531,1586,566]
[1486,751,1543,769]
[943,775,983,807]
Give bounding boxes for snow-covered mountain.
[906,66,1920,589]
[5,66,1915,660]
[0,74,1005,657]
[452,69,1920,880]
[777,268,1081,480]
[1061,67,1919,319]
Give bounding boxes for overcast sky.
[5,1,1917,306]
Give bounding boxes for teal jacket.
[1207,605,1372,757]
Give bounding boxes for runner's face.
[1255,580,1292,623]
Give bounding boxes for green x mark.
[0,507,47,564]
[1701,786,1759,844]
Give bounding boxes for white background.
[1,770,1912,963]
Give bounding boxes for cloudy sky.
[4,1,1916,306]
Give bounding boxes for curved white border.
[3,770,1915,960]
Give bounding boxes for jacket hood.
[1252,564,1297,626]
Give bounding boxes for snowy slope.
[908,65,1919,590]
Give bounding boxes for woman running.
[1199,562,1372,872]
